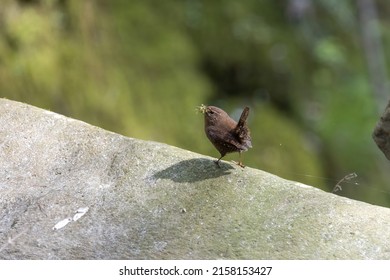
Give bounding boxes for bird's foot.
[231,160,245,168]
[214,160,222,168]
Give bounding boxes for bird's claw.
[231,160,245,168]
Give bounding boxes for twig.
[332,172,358,193]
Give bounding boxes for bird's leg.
[214,154,224,168]
[232,152,245,168]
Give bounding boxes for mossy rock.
[1,99,390,259]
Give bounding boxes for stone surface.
[1,98,390,259]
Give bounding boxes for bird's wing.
[206,127,241,152]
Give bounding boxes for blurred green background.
[1,0,390,206]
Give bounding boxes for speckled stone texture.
[1,98,390,259]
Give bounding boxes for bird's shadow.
[152,158,234,183]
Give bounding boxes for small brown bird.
[199,105,252,167]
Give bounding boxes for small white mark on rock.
[154,241,167,251]
[294,182,312,189]
[52,218,72,230]
[73,207,89,221]
[53,206,90,230]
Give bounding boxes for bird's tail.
[237,107,250,128]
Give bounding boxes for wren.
[199,105,252,167]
